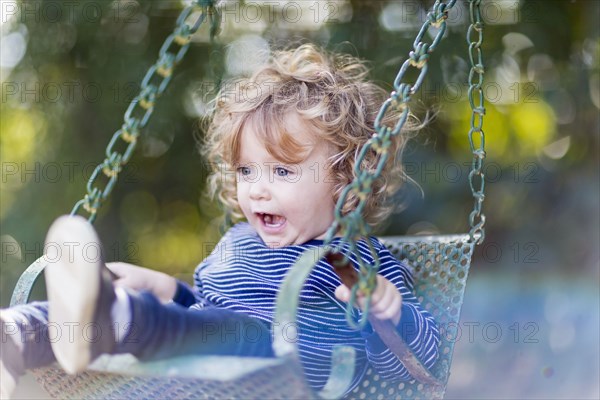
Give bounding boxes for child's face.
[236,113,336,247]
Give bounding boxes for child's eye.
[237,166,252,176]
[274,167,290,177]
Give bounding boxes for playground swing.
[10,0,487,399]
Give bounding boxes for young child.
[0,44,439,398]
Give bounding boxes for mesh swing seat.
[11,235,473,400]
[8,0,487,399]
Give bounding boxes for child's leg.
[44,215,273,375]
[44,215,117,374]
[1,302,57,399]
[1,302,57,367]
[115,290,273,361]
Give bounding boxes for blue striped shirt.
[188,223,439,391]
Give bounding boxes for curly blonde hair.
[202,43,414,228]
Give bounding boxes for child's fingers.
[112,275,137,289]
[106,262,147,290]
[106,263,134,287]
[335,277,400,316]
[366,276,403,323]
[112,277,129,288]
[105,262,136,279]
[334,285,351,302]
[369,281,394,314]
[105,262,124,277]
[369,275,391,310]
[372,291,402,322]
[335,285,367,308]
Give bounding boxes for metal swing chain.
[71,1,221,223]
[466,0,487,244]
[324,0,460,329]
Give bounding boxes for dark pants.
[4,292,273,370]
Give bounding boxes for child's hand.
[335,275,403,325]
[106,262,177,303]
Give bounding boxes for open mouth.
[257,213,286,228]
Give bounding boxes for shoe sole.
[44,215,103,375]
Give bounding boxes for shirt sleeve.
[359,242,440,381]
[172,280,203,307]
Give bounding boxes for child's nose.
[248,176,271,200]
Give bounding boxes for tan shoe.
[44,215,116,375]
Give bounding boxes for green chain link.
[325,0,486,329]
[71,1,220,223]
[466,0,487,244]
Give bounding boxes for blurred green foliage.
[1,0,598,306]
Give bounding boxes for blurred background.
[1,0,598,398]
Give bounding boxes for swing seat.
[10,234,473,400]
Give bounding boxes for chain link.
[328,0,487,328]
[325,0,460,329]
[466,0,487,244]
[71,1,219,223]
